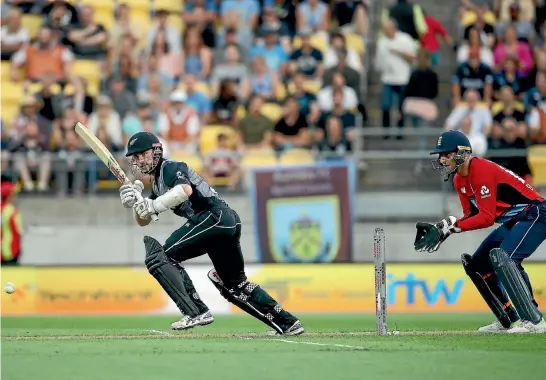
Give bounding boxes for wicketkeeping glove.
[414,216,459,253]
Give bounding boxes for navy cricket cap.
[125,131,161,157]
[430,130,472,155]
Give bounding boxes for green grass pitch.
[2,314,545,380]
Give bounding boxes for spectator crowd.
[377,0,546,183]
[0,0,369,194]
[448,0,546,181]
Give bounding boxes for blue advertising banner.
[250,161,355,263]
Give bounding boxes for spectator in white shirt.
[87,95,124,150]
[1,9,29,61]
[323,32,362,72]
[317,72,358,112]
[460,116,488,156]
[145,9,182,55]
[374,18,416,139]
[445,89,493,137]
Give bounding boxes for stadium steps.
[358,0,460,190]
[365,0,461,129]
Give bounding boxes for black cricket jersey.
[453,62,493,99]
[150,159,230,219]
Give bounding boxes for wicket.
[374,228,388,336]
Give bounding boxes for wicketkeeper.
[119,132,304,335]
[415,130,546,334]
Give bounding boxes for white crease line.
[148,329,175,336]
[240,337,367,350]
[270,338,368,350]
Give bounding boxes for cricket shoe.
[508,318,546,334]
[477,320,513,333]
[170,311,214,330]
[266,320,304,336]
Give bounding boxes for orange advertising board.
[234,263,546,313]
[1,267,170,316]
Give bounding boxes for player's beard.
[129,156,154,178]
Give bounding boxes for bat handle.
[134,191,159,222]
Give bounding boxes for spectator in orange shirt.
[10,26,73,84]
[420,13,452,66]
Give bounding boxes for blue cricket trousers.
[471,201,546,308]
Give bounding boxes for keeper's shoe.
[477,320,514,333]
[266,320,304,336]
[508,318,546,334]
[170,311,214,330]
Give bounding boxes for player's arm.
[454,173,497,232]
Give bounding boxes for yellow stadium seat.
[287,80,321,95]
[21,15,42,39]
[97,180,119,189]
[131,10,152,37]
[237,105,247,119]
[279,149,315,166]
[344,33,365,57]
[170,149,204,174]
[177,82,210,97]
[71,60,102,83]
[260,103,283,122]
[491,101,525,115]
[276,84,287,101]
[153,0,183,13]
[124,0,150,7]
[1,104,20,127]
[199,125,237,155]
[462,10,496,27]
[27,82,62,95]
[1,81,24,103]
[527,145,546,188]
[241,148,278,168]
[168,16,184,33]
[1,62,11,80]
[95,8,115,30]
[293,34,328,53]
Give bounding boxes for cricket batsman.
[118,132,304,335]
[414,130,546,334]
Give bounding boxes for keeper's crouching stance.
[119,132,303,335]
[415,130,546,334]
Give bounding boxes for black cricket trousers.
[163,207,246,287]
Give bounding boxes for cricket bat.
[74,122,159,221]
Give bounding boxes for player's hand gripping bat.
[74,122,159,221]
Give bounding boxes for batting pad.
[144,236,200,317]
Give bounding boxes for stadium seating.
[527,145,546,189]
[20,14,42,39]
[241,148,278,168]
[260,103,283,122]
[278,149,315,166]
[199,125,238,155]
[171,149,204,174]
[292,34,328,54]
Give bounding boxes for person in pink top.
[493,25,534,76]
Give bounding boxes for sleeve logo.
[480,185,491,198]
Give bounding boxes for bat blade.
[75,122,159,222]
[75,122,130,185]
